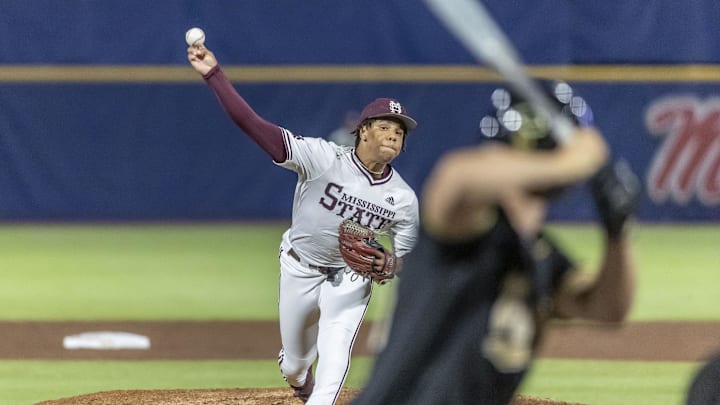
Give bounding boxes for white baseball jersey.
[276,128,419,265]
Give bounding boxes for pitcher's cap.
[356,98,417,133]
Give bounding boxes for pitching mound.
[36,388,356,405]
[36,388,585,405]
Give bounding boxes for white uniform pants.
[278,246,372,405]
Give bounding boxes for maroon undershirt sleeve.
[203,65,287,162]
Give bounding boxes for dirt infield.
[6,320,718,404]
[2,320,718,361]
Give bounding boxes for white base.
[63,331,151,350]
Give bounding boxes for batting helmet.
[478,80,593,150]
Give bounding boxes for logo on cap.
[389,100,403,114]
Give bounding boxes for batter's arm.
[422,127,608,240]
[188,45,286,162]
[553,235,636,323]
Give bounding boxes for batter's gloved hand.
[338,219,398,284]
[589,158,641,239]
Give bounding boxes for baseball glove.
[338,219,397,284]
[589,158,641,238]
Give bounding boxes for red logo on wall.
[646,96,720,206]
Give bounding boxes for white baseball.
[185,27,205,46]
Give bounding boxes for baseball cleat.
[291,367,314,403]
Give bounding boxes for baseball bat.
[423,0,574,143]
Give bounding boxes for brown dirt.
[35,388,360,405]
[2,320,718,361]
[7,320,717,404]
[34,388,582,405]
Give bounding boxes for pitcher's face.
[357,119,406,163]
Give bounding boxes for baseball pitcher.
[188,44,419,404]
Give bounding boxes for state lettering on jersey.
[319,182,397,230]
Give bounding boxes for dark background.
[1,1,718,221]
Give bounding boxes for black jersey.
[352,209,574,405]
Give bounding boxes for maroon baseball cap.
[355,98,417,133]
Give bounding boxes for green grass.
[0,359,373,404]
[0,222,395,321]
[0,223,284,320]
[519,359,701,405]
[0,358,701,404]
[0,360,285,403]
